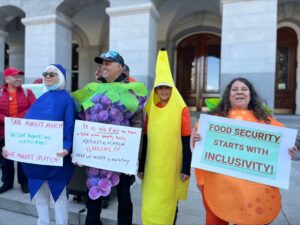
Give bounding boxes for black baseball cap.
[94,50,125,67]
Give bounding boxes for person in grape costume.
[92,63,137,210]
[4,64,77,225]
[137,49,192,225]
[73,50,147,225]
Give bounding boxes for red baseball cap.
[3,67,24,77]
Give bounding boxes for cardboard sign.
[72,120,142,174]
[191,114,297,189]
[5,117,63,166]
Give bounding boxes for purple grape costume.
[72,81,147,199]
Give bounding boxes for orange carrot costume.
[195,109,284,225]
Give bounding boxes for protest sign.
[22,84,45,98]
[191,114,297,189]
[72,120,142,174]
[5,117,63,166]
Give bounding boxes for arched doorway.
[176,33,221,111]
[275,27,298,114]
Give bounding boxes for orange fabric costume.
[195,109,284,225]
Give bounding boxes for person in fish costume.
[18,64,76,225]
[191,77,298,225]
[138,49,192,225]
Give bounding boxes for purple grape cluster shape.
[84,92,146,200]
[86,167,120,200]
[85,93,147,126]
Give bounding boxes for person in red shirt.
[0,67,36,194]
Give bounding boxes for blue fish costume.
[22,64,76,201]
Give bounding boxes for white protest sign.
[191,114,297,189]
[5,117,63,166]
[22,84,45,98]
[72,120,142,174]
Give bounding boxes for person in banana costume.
[138,49,192,225]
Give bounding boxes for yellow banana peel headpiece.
[146,48,186,111]
[153,49,175,88]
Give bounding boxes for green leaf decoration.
[72,82,99,103]
[126,82,148,96]
[72,82,148,112]
[82,99,94,109]
[97,83,117,94]
[106,90,120,103]
[205,98,221,111]
[120,92,139,112]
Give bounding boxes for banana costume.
[141,50,190,224]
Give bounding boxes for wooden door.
[176,34,221,111]
[275,27,298,114]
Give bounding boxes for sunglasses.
[42,72,58,78]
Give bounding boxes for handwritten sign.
[72,120,141,174]
[191,114,297,189]
[5,117,63,166]
[22,84,45,98]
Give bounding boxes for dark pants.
[85,173,133,225]
[0,139,27,186]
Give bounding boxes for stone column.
[220,0,278,109]
[106,1,160,88]
[7,46,24,70]
[77,46,100,88]
[22,14,72,89]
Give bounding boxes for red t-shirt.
[8,91,18,117]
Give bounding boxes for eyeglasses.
[42,72,58,78]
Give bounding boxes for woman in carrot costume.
[138,49,192,225]
[192,77,298,225]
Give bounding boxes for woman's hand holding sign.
[2,146,8,158]
[288,146,298,160]
[56,149,68,157]
[190,127,202,150]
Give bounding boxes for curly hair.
[210,77,271,123]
